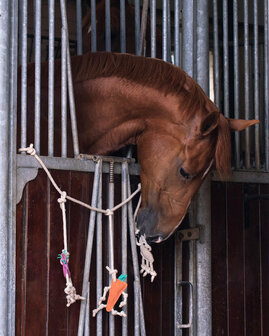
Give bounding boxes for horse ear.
[200,111,220,136]
[227,118,259,131]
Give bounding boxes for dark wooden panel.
[260,184,269,336]
[24,171,48,336]
[211,181,228,336]
[226,183,245,336]
[244,184,261,336]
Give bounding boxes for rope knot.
[105,209,113,216]
[58,191,67,204]
[19,143,36,156]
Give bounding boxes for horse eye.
[179,167,191,180]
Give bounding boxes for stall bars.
[1,0,269,335]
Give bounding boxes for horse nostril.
[146,235,164,244]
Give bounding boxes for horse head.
[136,105,258,243]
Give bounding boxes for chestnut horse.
[82,0,162,57]
[22,52,258,242]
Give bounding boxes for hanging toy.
[92,267,128,317]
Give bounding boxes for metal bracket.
[16,167,38,204]
[177,228,200,241]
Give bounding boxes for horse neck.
[75,77,178,155]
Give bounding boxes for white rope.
[19,144,141,216]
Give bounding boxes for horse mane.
[26,52,194,96]
[215,114,232,179]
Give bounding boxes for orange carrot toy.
[93,272,128,317]
[106,274,128,312]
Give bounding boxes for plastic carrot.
[106,274,127,312]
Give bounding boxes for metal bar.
[84,282,90,335]
[0,0,11,333]
[213,0,220,107]
[139,0,149,56]
[96,165,103,335]
[174,232,183,336]
[76,0,83,55]
[233,0,240,168]
[17,154,141,176]
[105,0,111,51]
[150,0,156,58]
[67,50,80,157]
[77,160,102,336]
[182,0,194,77]
[108,162,115,335]
[34,0,41,153]
[167,0,171,62]
[126,168,146,336]
[254,0,260,169]
[135,0,140,55]
[121,162,128,335]
[174,0,180,66]
[60,0,68,158]
[244,0,250,168]
[8,0,18,334]
[20,0,27,149]
[264,0,269,170]
[223,0,229,118]
[48,0,55,157]
[162,0,168,61]
[196,1,211,335]
[177,281,193,328]
[91,0,97,52]
[120,0,126,53]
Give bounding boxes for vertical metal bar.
[120,0,126,53]
[139,0,149,56]
[244,0,250,168]
[108,162,115,335]
[60,1,67,158]
[91,0,97,52]
[66,51,80,157]
[174,0,180,66]
[121,162,128,336]
[254,0,260,169]
[76,0,83,55]
[213,0,220,107]
[196,1,211,335]
[233,0,240,168]
[167,0,171,62]
[60,0,80,157]
[162,0,168,61]
[20,0,27,149]
[34,0,41,153]
[135,0,140,55]
[182,0,194,77]
[265,0,269,170]
[78,160,102,336]
[8,0,18,334]
[174,232,183,336]
[84,282,90,335]
[48,0,55,157]
[105,0,111,51]
[150,0,156,58]
[126,169,146,336]
[96,166,103,335]
[0,0,11,333]
[223,0,229,118]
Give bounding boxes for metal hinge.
[177,228,200,241]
